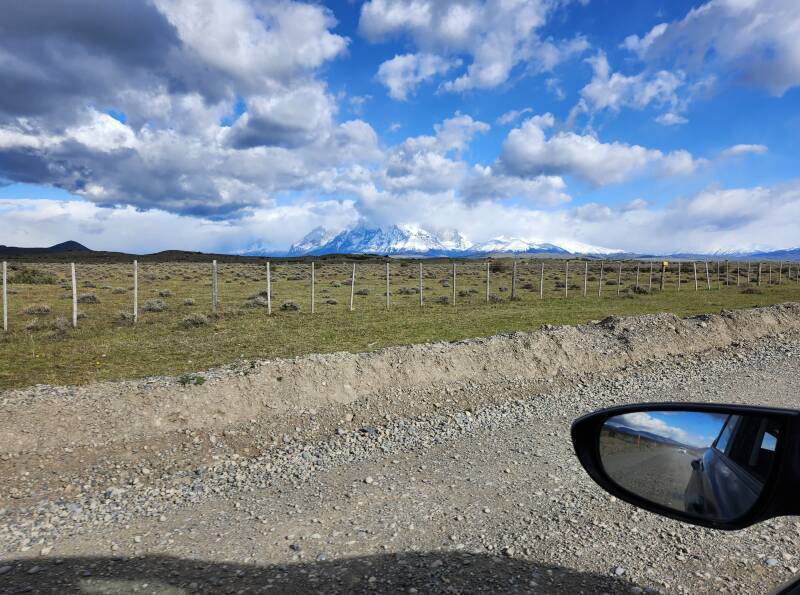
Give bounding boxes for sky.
[1,0,799,255]
[611,411,728,448]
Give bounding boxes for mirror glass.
[599,410,781,521]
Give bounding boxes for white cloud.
[656,112,688,126]
[498,113,702,186]
[621,23,668,57]
[377,53,460,100]
[360,0,589,95]
[630,0,800,96]
[721,144,769,157]
[497,108,534,125]
[576,52,684,116]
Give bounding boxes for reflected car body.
[684,414,778,520]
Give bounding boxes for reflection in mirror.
[599,410,781,521]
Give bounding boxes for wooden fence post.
[648,261,653,292]
[539,262,544,299]
[211,260,218,314]
[349,263,356,311]
[266,262,272,315]
[693,262,698,291]
[71,262,77,328]
[660,262,666,292]
[779,261,783,284]
[511,259,517,300]
[736,261,740,286]
[452,262,456,306]
[635,263,640,289]
[133,260,138,323]
[769,262,773,285]
[705,261,711,290]
[758,262,762,286]
[677,261,681,291]
[617,262,622,295]
[419,262,424,306]
[486,261,490,303]
[747,261,751,285]
[565,260,569,298]
[311,261,315,314]
[2,261,6,332]
[717,261,721,289]
[385,262,390,309]
[598,261,604,297]
[583,261,588,297]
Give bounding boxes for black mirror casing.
[571,402,800,530]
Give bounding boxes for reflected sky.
[607,411,729,448]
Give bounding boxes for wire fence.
[2,258,799,332]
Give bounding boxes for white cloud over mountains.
[5,177,800,255]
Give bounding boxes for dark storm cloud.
[0,0,182,123]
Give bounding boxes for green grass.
[1,259,797,389]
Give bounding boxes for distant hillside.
[0,240,91,256]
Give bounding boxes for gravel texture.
[2,304,800,593]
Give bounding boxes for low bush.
[159,289,174,298]
[143,298,167,312]
[23,303,51,315]
[8,267,57,285]
[77,293,99,304]
[280,301,300,311]
[183,298,196,306]
[182,313,209,328]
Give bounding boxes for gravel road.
[3,320,800,593]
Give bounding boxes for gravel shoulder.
[2,304,800,593]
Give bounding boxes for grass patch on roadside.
[1,260,797,389]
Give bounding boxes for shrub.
[143,298,167,312]
[25,318,42,331]
[112,287,127,294]
[396,287,418,295]
[326,299,338,305]
[23,303,51,315]
[46,317,69,341]
[116,311,135,324]
[8,267,57,285]
[182,313,209,328]
[355,288,369,296]
[280,301,300,311]
[741,287,763,294]
[159,289,174,298]
[489,294,503,303]
[77,293,99,304]
[178,373,206,386]
[244,296,269,308]
[183,298,196,306]
[330,281,342,287]
[434,295,449,305]
[82,282,96,288]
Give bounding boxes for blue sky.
[1,0,799,254]
[612,411,728,447]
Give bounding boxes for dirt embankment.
[3,303,800,458]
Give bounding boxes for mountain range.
[273,224,623,258]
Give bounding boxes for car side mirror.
[571,403,800,530]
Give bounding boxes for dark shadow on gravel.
[0,551,644,594]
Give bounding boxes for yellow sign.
[662,261,669,267]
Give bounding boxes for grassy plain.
[1,259,798,389]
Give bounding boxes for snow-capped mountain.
[286,225,622,257]
[289,224,464,256]
[469,237,569,255]
[287,227,338,256]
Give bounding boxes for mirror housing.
[572,403,800,530]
